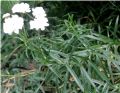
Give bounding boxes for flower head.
[29,17,49,30]
[12,3,31,13]
[32,7,46,19]
[30,7,49,30]
[3,15,24,35]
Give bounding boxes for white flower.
[12,3,31,13]
[32,7,46,19]
[29,17,49,30]
[3,15,24,35]
[30,7,49,30]
[2,13,10,19]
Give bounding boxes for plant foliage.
[1,1,120,93]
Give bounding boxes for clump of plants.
[1,1,120,93]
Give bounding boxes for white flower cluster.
[12,3,31,13]
[3,15,24,35]
[30,7,49,30]
[3,3,49,35]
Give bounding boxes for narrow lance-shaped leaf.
[66,64,84,92]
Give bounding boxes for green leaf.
[66,64,84,92]
[89,62,109,82]
[81,66,98,92]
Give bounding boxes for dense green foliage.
[1,1,120,93]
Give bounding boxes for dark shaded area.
[38,1,120,39]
